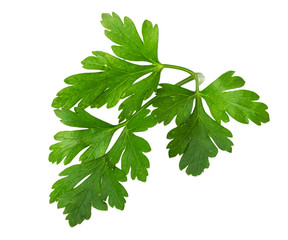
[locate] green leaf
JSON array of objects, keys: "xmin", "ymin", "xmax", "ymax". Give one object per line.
[
  {"xmin": 52, "ymin": 51, "xmax": 162, "ymax": 121},
  {"xmin": 52, "ymin": 52, "xmax": 157, "ymax": 110},
  {"xmin": 126, "ymin": 108, "xmax": 157, "ymax": 132},
  {"xmin": 121, "ymin": 129, "xmax": 151, "ymax": 182},
  {"xmin": 52, "ymin": 13, "xmax": 162, "ymax": 120},
  {"xmin": 49, "ymin": 108, "xmax": 155, "ymax": 226},
  {"xmin": 50, "ymin": 157, "xmax": 127, "ymax": 227},
  {"xmin": 49, "ymin": 108, "xmax": 117, "ymax": 164},
  {"xmin": 50, "ymin": 12, "xmax": 271, "ymax": 227},
  {"xmin": 152, "ymin": 84, "xmax": 195, "ymax": 125},
  {"xmin": 200, "ymin": 71, "xmax": 269, "ymax": 125},
  {"xmin": 106, "ymin": 123, "xmax": 153, "ymax": 183},
  {"xmin": 101, "ymin": 166, "xmax": 128, "ymax": 209},
  {"xmin": 101, "ymin": 12, "xmax": 159, "ymax": 63},
  {"xmin": 118, "ymin": 70, "xmax": 161, "ymax": 122},
  {"xmin": 122, "ymin": 108, "xmax": 157, "ymax": 181},
  {"xmin": 167, "ymin": 98, "xmax": 233, "ymax": 176},
  {"xmin": 109, "ymin": 109, "xmax": 156, "ymax": 182},
  {"xmin": 54, "ymin": 107, "xmax": 112, "ymax": 128}
]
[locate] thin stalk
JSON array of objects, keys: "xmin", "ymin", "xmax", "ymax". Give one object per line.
[
  {"xmin": 195, "ymin": 74, "xmax": 200, "ymax": 92},
  {"xmin": 162, "ymin": 64, "xmax": 195, "ymax": 76},
  {"xmin": 175, "ymin": 75, "xmax": 195, "ymax": 86},
  {"xmin": 116, "ymin": 97, "xmax": 156, "ymax": 128}
]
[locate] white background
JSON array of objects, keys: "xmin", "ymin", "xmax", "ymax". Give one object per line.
[{"xmin": 1, "ymin": 0, "xmax": 287, "ymax": 239}]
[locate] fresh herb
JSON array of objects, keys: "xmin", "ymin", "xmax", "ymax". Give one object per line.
[{"xmin": 49, "ymin": 12, "xmax": 269, "ymax": 226}]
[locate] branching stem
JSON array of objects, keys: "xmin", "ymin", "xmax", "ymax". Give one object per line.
[{"xmin": 117, "ymin": 64, "xmax": 197, "ymax": 128}]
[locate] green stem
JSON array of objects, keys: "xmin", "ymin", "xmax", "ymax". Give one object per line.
[
  {"xmin": 116, "ymin": 120, "xmax": 128, "ymax": 129},
  {"xmin": 175, "ymin": 75, "xmax": 195, "ymax": 86},
  {"xmin": 116, "ymin": 97, "xmax": 156, "ymax": 128},
  {"xmin": 195, "ymin": 73, "xmax": 200, "ymax": 92},
  {"xmin": 162, "ymin": 64, "xmax": 195, "ymax": 76},
  {"xmin": 116, "ymin": 64, "xmax": 197, "ymax": 129},
  {"xmin": 193, "ymin": 73, "xmax": 203, "ymax": 110}
]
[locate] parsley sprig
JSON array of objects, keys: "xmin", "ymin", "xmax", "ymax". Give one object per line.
[{"xmin": 49, "ymin": 12, "xmax": 269, "ymax": 226}]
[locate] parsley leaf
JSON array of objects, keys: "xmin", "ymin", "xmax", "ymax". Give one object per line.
[
  {"xmin": 152, "ymin": 83, "xmax": 195, "ymax": 125},
  {"xmin": 50, "ymin": 157, "xmax": 127, "ymax": 227},
  {"xmin": 201, "ymin": 71, "xmax": 269, "ymax": 125},
  {"xmin": 49, "ymin": 107, "xmax": 118, "ymax": 164},
  {"xmin": 101, "ymin": 12, "xmax": 159, "ymax": 63},
  {"xmin": 52, "ymin": 52, "xmax": 158, "ymax": 110},
  {"xmin": 118, "ymin": 70, "xmax": 161, "ymax": 122},
  {"xmin": 108, "ymin": 108, "xmax": 157, "ymax": 181},
  {"xmin": 159, "ymin": 72, "xmax": 269, "ymax": 175},
  {"xmin": 167, "ymin": 98, "xmax": 233, "ymax": 176},
  {"xmin": 49, "ymin": 106, "xmax": 155, "ymax": 225},
  {"xmin": 49, "ymin": 107, "xmax": 154, "ymax": 226},
  {"xmin": 118, "ymin": 130, "xmax": 151, "ymax": 181},
  {"xmin": 50, "ymin": 12, "xmax": 270, "ymax": 226},
  {"xmin": 52, "ymin": 51, "xmax": 162, "ymax": 121},
  {"xmin": 52, "ymin": 12, "xmax": 161, "ymax": 122},
  {"xmin": 50, "ymin": 106, "xmax": 156, "ymax": 180}
]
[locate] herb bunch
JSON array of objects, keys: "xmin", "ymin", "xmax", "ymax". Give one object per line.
[{"xmin": 49, "ymin": 12, "xmax": 269, "ymax": 226}]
